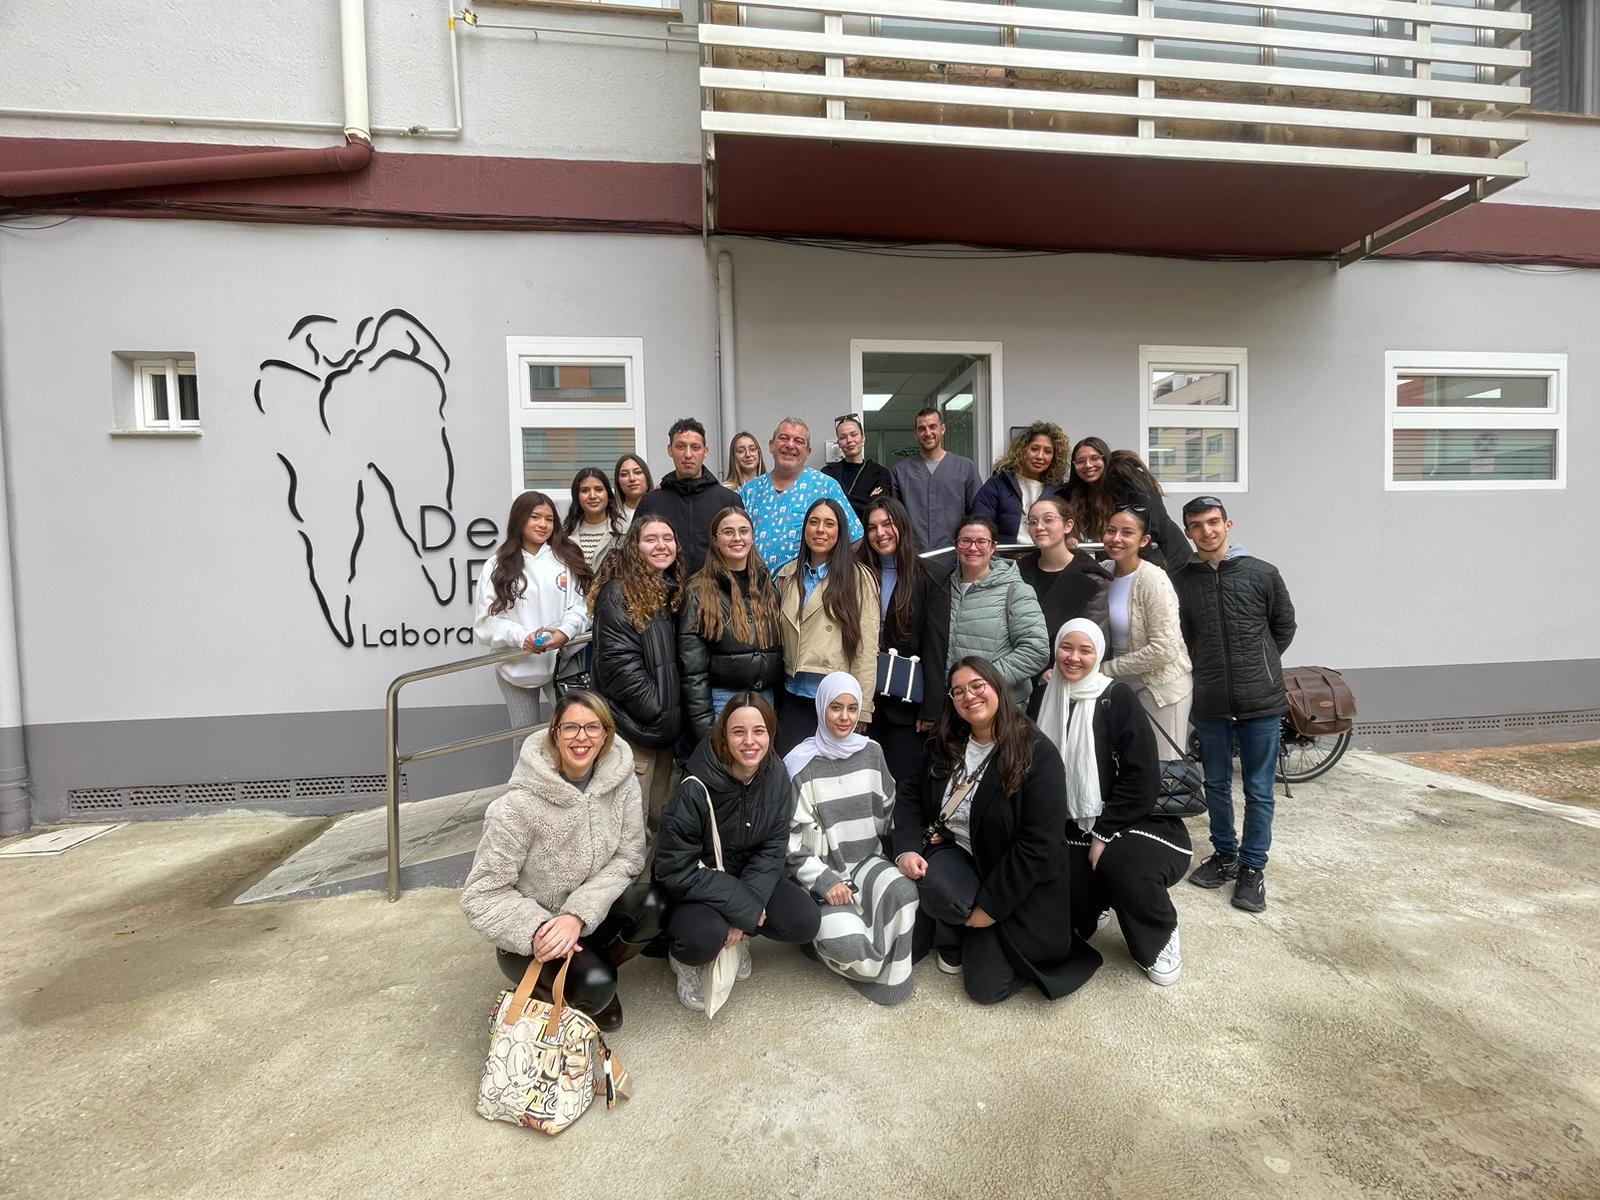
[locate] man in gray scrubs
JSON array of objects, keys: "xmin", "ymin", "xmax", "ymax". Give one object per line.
[{"xmin": 890, "ymin": 406, "xmax": 982, "ymax": 552}]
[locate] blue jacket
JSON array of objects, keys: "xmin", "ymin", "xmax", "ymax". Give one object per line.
[{"xmin": 970, "ymin": 470, "xmax": 1064, "ymax": 543}]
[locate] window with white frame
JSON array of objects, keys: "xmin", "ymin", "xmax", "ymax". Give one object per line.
[
  {"xmin": 1140, "ymin": 346, "xmax": 1247, "ymax": 492},
  {"xmin": 505, "ymin": 337, "xmax": 647, "ymax": 500},
  {"xmin": 133, "ymin": 357, "xmax": 200, "ymax": 431},
  {"xmin": 1385, "ymin": 352, "xmax": 1567, "ymax": 490}
]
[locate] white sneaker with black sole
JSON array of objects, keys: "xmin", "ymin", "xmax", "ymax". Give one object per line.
[
  {"xmin": 1146, "ymin": 928, "xmax": 1182, "ymax": 987},
  {"xmin": 736, "ymin": 939, "xmax": 753, "ymax": 982},
  {"xmin": 669, "ymin": 955, "xmax": 706, "ymax": 1011}
]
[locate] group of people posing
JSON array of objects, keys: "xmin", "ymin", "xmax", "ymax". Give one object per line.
[{"xmin": 462, "ymin": 411, "xmax": 1297, "ymax": 1032}]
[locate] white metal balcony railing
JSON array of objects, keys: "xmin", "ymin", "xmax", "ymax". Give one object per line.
[{"xmin": 698, "ymin": 0, "xmax": 1531, "ymax": 228}]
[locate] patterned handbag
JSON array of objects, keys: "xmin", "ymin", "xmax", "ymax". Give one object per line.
[
  {"xmin": 1100, "ymin": 696, "xmax": 1206, "ymax": 819},
  {"xmin": 476, "ymin": 953, "xmax": 630, "ymax": 1135}
]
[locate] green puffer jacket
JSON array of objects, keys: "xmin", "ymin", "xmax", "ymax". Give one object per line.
[{"xmin": 942, "ymin": 557, "xmax": 1051, "ymax": 707}]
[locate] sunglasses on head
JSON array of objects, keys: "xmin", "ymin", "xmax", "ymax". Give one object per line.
[
  {"xmin": 1192, "ymin": 496, "xmax": 1224, "ymax": 509},
  {"xmin": 835, "ymin": 413, "xmax": 862, "ymax": 427}
]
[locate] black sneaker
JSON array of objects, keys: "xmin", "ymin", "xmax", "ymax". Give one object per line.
[
  {"xmin": 936, "ymin": 946, "xmax": 963, "ymax": 975},
  {"xmin": 1189, "ymin": 853, "xmax": 1239, "ymax": 890},
  {"xmin": 1232, "ymin": 867, "xmax": 1267, "ymax": 912}
]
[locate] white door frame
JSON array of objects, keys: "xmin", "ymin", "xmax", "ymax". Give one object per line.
[{"xmin": 849, "ymin": 339, "xmax": 1005, "ymax": 469}]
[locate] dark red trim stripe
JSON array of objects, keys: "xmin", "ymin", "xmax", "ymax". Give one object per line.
[{"xmin": 1378, "ymin": 201, "xmax": 1600, "ymax": 268}]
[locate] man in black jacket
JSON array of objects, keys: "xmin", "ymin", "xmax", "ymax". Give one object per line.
[
  {"xmin": 635, "ymin": 418, "xmax": 743, "ymax": 574},
  {"xmin": 1173, "ymin": 497, "xmax": 1296, "ymax": 914},
  {"xmin": 822, "ymin": 413, "xmax": 894, "ymax": 526}
]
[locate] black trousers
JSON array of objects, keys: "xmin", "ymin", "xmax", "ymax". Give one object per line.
[
  {"xmin": 914, "ymin": 845, "xmax": 1023, "ymax": 1007},
  {"xmin": 776, "ymin": 688, "xmax": 819, "ymax": 756},
  {"xmin": 875, "ymin": 713, "xmax": 929, "ymax": 832},
  {"xmin": 1066, "ymin": 819, "xmax": 1191, "ymax": 968},
  {"xmin": 665, "ymin": 877, "xmax": 822, "ymax": 967},
  {"xmin": 495, "ymin": 880, "xmax": 666, "ymax": 1014}
]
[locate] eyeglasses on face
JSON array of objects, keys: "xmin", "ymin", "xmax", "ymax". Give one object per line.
[
  {"xmin": 956, "ymin": 537, "xmax": 993, "ymax": 549},
  {"xmin": 1073, "ymin": 452, "xmax": 1104, "ymax": 465},
  {"xmin": 556, "ymin": 722, "xmax": 605, "ymax": 740},
  {"xmin": 948, "ymin": 679, "xmax": 991, "ymax": 701}
]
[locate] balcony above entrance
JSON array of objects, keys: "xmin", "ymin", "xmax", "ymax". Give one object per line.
[{"xmin": 698, "ymin": 0, "xmax": 1531, "ymax": 259}]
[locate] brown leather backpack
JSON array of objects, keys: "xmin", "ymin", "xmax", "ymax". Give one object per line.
[{"xmin": 1283, "ymin": 666, "xmax": 1357, "ymax": 737}]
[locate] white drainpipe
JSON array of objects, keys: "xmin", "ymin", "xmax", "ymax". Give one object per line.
[
  {"xmin": 716, "ymin": 251, "xmax": 738, "ymax": 450},
  {"xmin": 0, "ymin": 341, "xmax": 31, "ymax": 835},
  {"xmin": 341, "ymin": 0, "xmax": 373, "ymax": 142}
]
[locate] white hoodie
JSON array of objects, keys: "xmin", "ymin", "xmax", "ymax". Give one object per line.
[{"xmin": 473, "ymin": 543, "xmax": 591, "ymax": 688}]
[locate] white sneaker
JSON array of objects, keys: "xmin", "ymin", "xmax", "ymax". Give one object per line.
[
  {"xmin": 1096, "ymin": 909, "xmax": 1113, "ymax": 934},
  {"xmin": 669, "ymin": 955, "xmax": 706, "ymax": 1012},
  {"xmin": 736, "ymin": 939, "xmax": 753, "ymax": 982},
  {"xmin": 1146, "ymin": 928, "xmax": 1182, "ymax": 987}
]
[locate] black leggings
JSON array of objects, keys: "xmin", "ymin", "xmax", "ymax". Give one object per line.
[
  {"xmin": 664, "ymin": 878, "xmax": 822, "ymax": 967},
  {"xmin": 914, "ymin": 846, "xmax": 1023, "ymax": 1007},
  {"xmin": 495, "ymin": 880, "xmax": 666, "ymax": 1014},
  {"xmin": 776, "ymin": 688, "xmax": 819, "ymax": 756}
]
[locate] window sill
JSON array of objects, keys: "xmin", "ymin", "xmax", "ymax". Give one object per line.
[
  {"xmin": 109, "ymin": 429, "xmax": 203, "ymax": 439},
  {"xmin": 491, "ymin": 0, "xmax": 684, "ymax": 17}
]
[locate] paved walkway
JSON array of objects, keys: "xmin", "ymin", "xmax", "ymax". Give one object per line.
[{"xmin": 2, "ymin": 753, "xmax": 1598, "ymax": 1198}]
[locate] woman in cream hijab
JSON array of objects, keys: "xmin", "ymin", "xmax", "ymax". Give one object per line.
[{"xmin": 1037, "ymin": 619, "xmax": 1192, "ymax": 985}]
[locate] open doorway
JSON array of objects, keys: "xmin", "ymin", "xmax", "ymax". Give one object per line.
[{"xmin": 848, "ymin": 340, "xmax": 1003, "ymax": 472}]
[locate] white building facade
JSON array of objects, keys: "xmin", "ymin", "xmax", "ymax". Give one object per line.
[{"xmin": 1, "ymin": 0, "xmax": 1596, "ymax": 829}]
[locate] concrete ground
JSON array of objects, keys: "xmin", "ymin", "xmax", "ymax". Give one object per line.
[{"xmin": 2, "ymin": 752, "xmax": 1598, "ymax": 1199}]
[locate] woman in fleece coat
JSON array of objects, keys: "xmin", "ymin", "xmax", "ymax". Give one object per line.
[{"xmin": 460, "ymin": 690, "xmax": 664, "ymax": 1034}]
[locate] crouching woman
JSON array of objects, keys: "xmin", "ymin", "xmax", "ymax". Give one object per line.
[
  {"xmin": 785, "ymin": 673, "xmax": 919, "ymax": 1006},
  {"xmin": 893, "ymin": 657, "xmax": 1102, "ymax": 1005},
  {"xmin": 1037, "ymin": 619, "xmax": 1191, "ymax": 985},
  {"xmin": 653, "ymin": 693, "xmax": 822, "ymax": 1011},
  {"xmin": 460, "ymin": 691, "xmax": 664, "ymax": 1034}
]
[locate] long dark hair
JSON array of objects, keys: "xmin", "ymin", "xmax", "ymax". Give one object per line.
[
  {"xmin": 1062, "ymin": 436, "xmax": 1112, "ymax": 547},
  {"xmin": 857, "ymin": 496, "xmax": 926, "ymax": 645},
  {"xmin": 691, "ymin": 507, "xmax": 779, "ymax": 645},
  {"xmin": 488, "ymin": 491, "xmax": 592, "ymax": 616},
  {"xmin": 931, "ymin": 657, "xmax": 1037, "ymax": 797},
  {"xmin": 562, "ymin": 468, "xmax": 622, "ymax": 537},
  {"xmin": 587, "ymin": 514, "xmax": 686, "ymax": 630},
  {"xmin": 788, "ymin": 497, "xmax": 867, "ymax": 662},
  {"xmin": 613, "ymin": 453, "xmax": 654, "ymax": 504}
]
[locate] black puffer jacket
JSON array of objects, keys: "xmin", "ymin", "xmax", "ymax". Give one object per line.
[
  {"xmin": 1173, "ymin": 549, "xmax": 1296, "ymax": 721},
  {"xmin": 678, "ymin": 571, "xmax": 784, "ymax": 743},
  {"xmin": 592, "ymin": 579, "xmax": 683, "ymax": 749},
  {"xmin": 634, "ymin": 469, "xmax": 743, "ymax": 575},
  {"xmin": 653, "ymin": 738, "xmax": 794, "ymax": 932}
]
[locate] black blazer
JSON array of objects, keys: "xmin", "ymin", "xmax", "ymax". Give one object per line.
[{"xmin": 894, "ymin": 727, "xmax": 1095, "ymax": 1000}]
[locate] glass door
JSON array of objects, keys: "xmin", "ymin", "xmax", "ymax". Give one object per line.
[{"xmin": 853, "ymin": 348, "xmax": 993, "ymax": 471}]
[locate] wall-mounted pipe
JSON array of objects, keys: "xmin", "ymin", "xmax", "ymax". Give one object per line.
[
  {"xmin": 0, "ymin": 326, "xmax": 32, "ymax": 835},
  {"xmin": 716, "ymin": 251, "xmax": 738, "ymax": 453},
  {"xmin": 0, "ymin": 0, "xmax": 383, "ymax": 199}
]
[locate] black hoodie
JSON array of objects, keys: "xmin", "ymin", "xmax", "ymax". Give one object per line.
[
  {"xmin": 634, "ymin": 468, "xmax": 743, "ymax": 575},
  {"xmin": 652, "ymin": 738, "xmax": 795, "ymax": 932}
]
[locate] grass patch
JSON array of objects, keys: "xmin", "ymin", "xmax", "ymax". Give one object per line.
[{"xmin": 1400, "ymin": 740, "xmax": 1600, "ymax": 809}]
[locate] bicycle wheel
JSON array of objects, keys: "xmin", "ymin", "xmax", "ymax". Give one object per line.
[{"xmin": 1278, "ymin": 726, "xmax": 1351, "ymax": 783}]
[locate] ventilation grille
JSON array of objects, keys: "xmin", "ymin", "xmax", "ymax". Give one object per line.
[
  {"xmin": 1358, "ymin": 708, "xmax": 1600, "ymax": 739},
  {"xmin": 68, "ymin": 773, "xmax": 408, "ymax": 815}
]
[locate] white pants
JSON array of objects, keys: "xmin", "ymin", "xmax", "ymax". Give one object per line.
[{"xmin": 1135, "ymin": 686, "xmax": 1193, "ymax": 758}]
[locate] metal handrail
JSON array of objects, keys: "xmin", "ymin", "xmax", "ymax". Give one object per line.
[{"xmin": 384, "ymin": 632, "xmax": 591, "ymax": 901}]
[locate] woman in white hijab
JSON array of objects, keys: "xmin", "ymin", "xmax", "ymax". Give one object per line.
[
  {"xmin": 784, "ymin": 672, "xmax": 919, "ymax": 1005},
  {"xmin": 1037, "ymin": 619, "xmax": 1191, "ymax": 985}
]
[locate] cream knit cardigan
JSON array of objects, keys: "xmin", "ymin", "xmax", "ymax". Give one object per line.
[{"xmin": 1101, "ymin": 559, "xmax": 1194, "ymax": 709}]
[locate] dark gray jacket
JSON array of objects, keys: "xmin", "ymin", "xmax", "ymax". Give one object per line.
[{"xmin": 1173, "ymin": 547, "xmax": 1296, "ymax": 721}]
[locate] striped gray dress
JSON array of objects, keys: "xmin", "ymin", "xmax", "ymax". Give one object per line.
[{"xmin": 787, "ymin": 743, "xmax": 919, "ymax": 1005}]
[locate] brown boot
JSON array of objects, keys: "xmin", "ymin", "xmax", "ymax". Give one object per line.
[
  {"xmin": 607, "ymin": 938, "xmax": 650, "ymax": 969},
  {"xmin": 591, "ymin": 992, "xmax": 623, "ymax": 1033}
]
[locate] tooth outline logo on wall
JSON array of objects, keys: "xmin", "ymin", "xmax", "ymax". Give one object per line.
[{"xmin": 254, "ymin": 309, "xmax": 494, "ymax": 649}]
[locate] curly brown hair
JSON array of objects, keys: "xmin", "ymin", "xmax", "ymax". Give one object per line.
[
  {"xmin": 587, "ymin": 515, "xmax": 685, "ymax": 630},
  {"xmin": 992, "ymin": 421, "xmax": 1069, "ymax": 485},
  {"xmin": 690, "ymin": 508, "xmax": 780, "ymax": 645}
]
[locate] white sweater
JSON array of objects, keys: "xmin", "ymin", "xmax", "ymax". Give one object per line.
[{"xmin": 473, "ymin": 543, "xmax": 591, "ymax": 687}]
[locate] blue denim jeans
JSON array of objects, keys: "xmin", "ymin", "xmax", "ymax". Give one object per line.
[{"xmin": 1192, "ymin": 715, "xmax": 1280, "ymax": 871}]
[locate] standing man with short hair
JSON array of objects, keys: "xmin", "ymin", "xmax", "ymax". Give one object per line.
[
  {"xmin": 634, "ymin": 418, "xmax": 743, "ymax": 574},
  {"xmin": 822, "ymin": 413, "xmax": 894, "ymax": 527},
  {"xmin": 889, "ymin": 406, "xmax": 982, "ymax": 553},
  {"xmin": 740, "ymin": 418, "xmax": 864, "ymax": 570},
  {"xmin": 1173, "ymin": 498, "xmax": 1297, "ymax": 914}
]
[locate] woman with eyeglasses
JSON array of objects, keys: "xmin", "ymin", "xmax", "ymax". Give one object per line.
[
  {"xmin": 1018, "ymin": 496, "xmax": 1112, "ymax": 714},
  {"xmin": 613, "ymin": 453, "xmax": 654, "ymax": 536},
  {"xmin": 461, "ymin": 690, "xmax": 665, "ymax": 1033},
  {"xmin": 474, "ymin": 490, "xmax": 594, "ymax": 762},
  {"xmin": 723, "ymin": 431, "xmax": 766, "ymax": 491},
  {"xmin": 679, "ymin": 507, "xmax": 783, "ymax": 746},
  {"xmin": 892, "ymin": 657, "xmax": 1102, "ymax": 1005},
  {"xmin": 562, "ymin": 467, "xmax": 623, "ymax": 573},
  {"xmin": 938, "ymin": 516, "xmax": 1050, "ymax": 710},
  {"xmin": 785, "ymin": 672, "xmax": 919, "ymax": 1005},
  {"xmin": 1098, "ymin": 505, "xmax": 1193, "ymax": 747},
  {"xmin": 654, "ymin": 692, "xmax": 822, "ymax": 1012},
  {"xmin": 1062, "ymin": 438, "xmax": 1190, "ymax": 572},
  {"xmin": 773, "ymin": 497, "xmax": 881, "ymax": 753},
  {"xmin": 970, "ymin": 421, "xmax": 1069, "ymax": 544},
  {"xmin": 590, "ymin": 516, "xmax": 686, "ymax": 841},
  {"xmin": 1037, "ymin": 620, "xmax": 1190, "ymax": 986},
  {"xmin": 821, "ymin": 413, "xmax": 894, "ymax": 527},
  {"xmin": 857, "ymin": 497, "xmax": 947, "ymax": 800}
]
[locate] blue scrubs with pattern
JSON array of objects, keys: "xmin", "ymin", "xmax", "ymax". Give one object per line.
[{"xmin": 739, "ymin": 468, "xmax": 865, "ymax": 570}]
